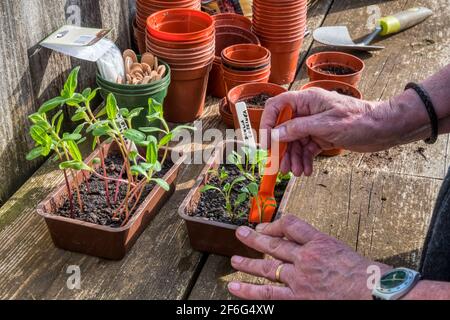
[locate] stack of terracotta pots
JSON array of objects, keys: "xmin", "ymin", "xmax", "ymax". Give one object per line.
[
  {"xmin": 252, "ymin": 0, "xmax": 307, "ymax": 85},
  {"xmin": 221, "ymin": 44, "xmax": 271, "ymax": 92},
  {"xmin": 146, "ymin": 9, "xmax": 215, "ymax": 123},
  {"xmin": 134, "ymin": 0, "xmax": 202, "ymax": 54},
  {"xmin": 208, "ymin": 13, "xmax": 260, "ymax": 98}
]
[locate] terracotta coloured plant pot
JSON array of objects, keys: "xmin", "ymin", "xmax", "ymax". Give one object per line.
[
  {"xmin": 164, "ymin": 63, "xmax": 213, "ymax": 123},
  {"xmin": 208, "ymin": 61, "xmax": 227, "ymax": 99},
  {"xmin": 261, "ymin": 38, "xmax": 303, "ymax": 85},
  {"xmin": 221, "ymin": 44, "xmax": 271, "ymax": 70},
  {"xmin": 306, "ymin": 51, "xmax": 365, "ymax": 87},
  {"xmin": 147, "ymin": 41, "xmax": 215, "ymax": 61},
  {"xmin": 222, "ymin": 65, "xmax": 271, "ymax": 93},
  {"xmin": 254, "ymin": 0, "xmax": 307, "ymax": 6},
  {"xmin": 147, "ymin": 30, "xmax": 215, "ymax": 49},
  {"xmin": 228, "ymin": 83, "xmax": 287, "ymax": 139},
  {"xmin": 207, "ymin": 27, "xmax": 260, "ymax": 98},
  {"xmin": 37, "ymin": 142, "xmax": 186, "ymax": 260},
  {"xmin": 213, "ymin": 13, "xmax": 252, "ymax": 30},
  {"xmin": 146, "ymin": 9, "xmax": 214, "ymax": 42},
  {"xmin": 219, "ymin": 98, "xmax": 235, "ymax": 128},
  {"xmin": 179, "ymin": 140, "xmax": 296, "ymax": 258},
  {"xmin": 301, "ymin": 80, "xmax": 363, "ymax": 157}
]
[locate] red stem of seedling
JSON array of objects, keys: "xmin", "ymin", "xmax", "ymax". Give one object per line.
[
  {"xmin": 99, "ymin": 147, "xmax": 111, "ymax": 208},
  {"xmin": 63, "ymin": 169, "xmax": 75, "ymax": 219},
  {"xmin": 114, "ymin": 164, "xmax": 125, "ymax": 204},
  {"xmin": 82, "ymin": 171, "xmax": 90, "ymax": 194}
]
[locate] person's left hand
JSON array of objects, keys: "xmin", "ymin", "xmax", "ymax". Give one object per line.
[{"xmin": 228, "ymin": 215, "xmax": 392, "ymax": 300}]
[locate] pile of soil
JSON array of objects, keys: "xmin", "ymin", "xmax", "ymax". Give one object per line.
[
  {"xmin": 58, "ymin": 155, "xmax": 172, "ymax": 228},
  {"xmin": 315, "ymin": 64, "xmax": 355, "ymax": 75},
  {"xmin": 240, "ymin": 93, "xmax": 272, "ymax": 109},
  {"xmin": 193, "ymin": 164, "xmax": 289, "ymax": 227}
]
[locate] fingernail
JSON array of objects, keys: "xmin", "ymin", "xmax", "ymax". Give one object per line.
[
  {"xmin": 228, "ymin": 282, "xmax": 241, "ymax": 291},
  {"xmin": 232, "ymin": 256, "xmax": 244, "ymax": 264},
  {"xmin": 272, "ymin": 126, "xmax": 287, "ymax": 140},
  {"xmin": 256, "ymin": 223, "xmax": 268, "ymax": 233},
  {"xmin": 237, "ymin": 226, "xmax": 251, "ymax": 238}
]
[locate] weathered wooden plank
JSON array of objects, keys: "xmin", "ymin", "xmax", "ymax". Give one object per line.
[
  {"xmin": 189, "ymin": 0, "xmax": 450, "ymax": 300},
  {"xmin": 0, "ymin": 0, "xmax": 131, "ymax": 207}
]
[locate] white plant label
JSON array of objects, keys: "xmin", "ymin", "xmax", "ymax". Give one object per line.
[{"xmin": 235, "ymin": 102, "xmax": 257, "ymax": 150}]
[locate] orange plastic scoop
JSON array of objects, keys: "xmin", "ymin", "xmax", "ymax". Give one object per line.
[{"xmin": 249, "ymin": 104, "xmax": 293, "ymax": 223}]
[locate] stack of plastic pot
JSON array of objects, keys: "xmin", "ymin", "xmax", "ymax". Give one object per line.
[
  {"xmin": 97, "ymin": 59, "xmax": 171, "ymax": 128},
  {"xmin": 252, "ymin": 0, "xmax": 307, "ymax": 85},
  {"xmin": 221, "ymin": 44, "xmax": 271, "ymax": 92},
  {"xmin": 146, "ymin": 9, "xmax": 215, "ymax": 123},
  {"xmin": 208, "ymin": 13, "xmax": 260, "ymax": 98},
  {"xmin": 134, "ymin": 0, "xmax": 202, "ymax": 54}
]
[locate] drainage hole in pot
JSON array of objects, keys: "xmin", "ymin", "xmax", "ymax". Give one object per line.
[
  {"xmin": 315, "ymin": 64, "xmax": 356, "ymax": 75},
  {"xmin": 57, "ymin": 154, "xmax": 173, "ymax": 228},
  {"xmin": 193, "ymin": 164, "xmax": 290, "ymax": 227}
]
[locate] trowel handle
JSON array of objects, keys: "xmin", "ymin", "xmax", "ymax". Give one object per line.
[{"xmin": 379, "ymin": 7, "xmax": 433, "ymax": 36}]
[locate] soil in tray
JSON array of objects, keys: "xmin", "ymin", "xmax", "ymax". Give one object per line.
[
  {"xmin": 240, "ymin": 93, "xmax": 272, "ymax": 109},
  {"xmin": 315, "ymin": 64, "xmax": 355, "ymax": 75},
  {"xmin": 58, "ymin": 155, "xmax": 173, "ymax": 228},
  {"xmin": 193, "ymin": 164, "xmax": 290, "ymax": 227}
]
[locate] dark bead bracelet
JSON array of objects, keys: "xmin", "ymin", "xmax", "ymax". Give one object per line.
[{"xmin": 405, "ymin": 82, "xmax": 438, "ymax": 144}]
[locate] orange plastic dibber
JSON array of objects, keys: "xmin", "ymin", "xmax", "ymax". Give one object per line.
[{"xmin": 249, "ymin": 104, "xmax": 293, "ymax": 223}]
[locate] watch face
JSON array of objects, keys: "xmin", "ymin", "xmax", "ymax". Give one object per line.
[{"xmin": 380, "ymin": 270, "xmax": 408, "ymax": 289}]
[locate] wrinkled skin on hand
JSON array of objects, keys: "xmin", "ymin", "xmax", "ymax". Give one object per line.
[
  {"xmin": 228, "ymin": 215, "xmax": 391, "ymax": 300},
  {"xmin": 260, "ymin": 88, "xmax": 391, "ymax": 176}
]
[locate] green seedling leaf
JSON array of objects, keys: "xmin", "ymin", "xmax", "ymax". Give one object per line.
[
  {"xmin": 62, "ymin": 133, "xmax": 82, "ymax": 142},
  {"xmin": 96, "ymin": 105, "xmax": 107, "ymax": 118},
  {"xmin": 129, "ymin": 150, "xmax": 138, "ymax": 163},
  {"xmin": 131, "ymin": 165, "xmax": 149, "ymax": 179},
  {"xmin": 39, "ymin": 96, "xmax": 67, "ymax": 114},
  {"xmin": 92, "ymin": 125, "xmax": 112, "ymax": 137},
  {"xmin": 246, "ymin": 182, "xmax": 259, "ymax": 197},
  {"xmin": 59, "ymin": 160, "xmax": 92, "ymax": 171},
  {"xmin": 201, "ymin": 185, "xmax": 221, "ymax": 193},
  {"xmin": 148, "ymin": 98, "xmax": 163, "ymax": 115},
  {"xmin": 82, "ymin": 88, "xmax": 92, "ymax": 99},
  {"xmin": 61, "ymin": 66, "xmax": 80, "ymax": 98},
  {"xmin": 73, "ymin": 123, "xmax": 86, "ymax": 135},
  {"xmin": 26, "ymin": 146, "xmax": 45, "ymax": 161},
  {"xmin": 139, "ymin": 127, "xmax": 166, "ymax": 134},
  {"xmin": 119, "ymin": 108, "xmax": 130, "ymax": 118},
  {"xmin": 66, "ymin": 140, "xmax": 82, "ymax": 161},
  {"xmin": 124, "ymin": 129, "xmax": 146, "ymax": 144},
  {"xmin": 106, "ymin": 93, "xmax": 118, "ymax": 120},
  {"xmin": 128, "ymin": 107, "xmax": 144, "ymax": 119},
  {"xmin": 29, "ymin": 112, "xmax": 46, "ymax": 124},
  {"xmin": 152, "ymin": 178, "xmax": 170, "ymax": 191},
  {"xmin": 172, "ymin": 125, "xmax": 197, "ymax": 133},
  {"xmin": 159, "ymin": 132, "xmax": 173, "ymax": 147},
  {"xmin": 223, "ymin": 183, "xmax": 231, "ymax": 193},
  {"xmin": 146, "ymin": 136, "xmax": 158, "ymax": 164},
  {"xmin": 51, "ymin": 110, "xmax": 63, "ymax": 127},
  {"xmin": 232, "ymin": 176, "xmax": 247, "ymax": 185},
  {"xmin": 65, "ymin": 93, "xmax": 84, "ymax": 107},
  {"xmin": 91, "ymin": 158, "xmax": 101, "ymax": 165},
  {"xmin": 235, "ymin": 193, "xmax": 248, "ymax": 207},
  {"xmin": 87, "ymin": 88, "xmax": 100, "ymax": 102},
  {"xmin": 30, "ymin": 125, "xmax": 49, "ymax": 145},
  {"xmin": 55, "ymin": 113, "xmax": 64, "ymax": 135}
]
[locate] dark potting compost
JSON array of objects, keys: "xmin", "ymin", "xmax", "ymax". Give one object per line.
[
  {"xmin": 193, "ymin": 164, "xmax": 289, "ymax": 227},
  {"xmin": 58, "ymin": 155, "xmax": 173, "ymax": 227},
  {"xmin": 240, "ymin": 93, "xmax": 272, "ymax": 109},
  {"xmin": 315, "ymin": 64, "xmax": 355, "ymax": 75}
]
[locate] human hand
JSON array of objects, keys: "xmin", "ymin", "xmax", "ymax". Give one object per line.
[
  {"xmin": 228, "ymin": 215, "xmax": 391, "ymax": 300},
  {"xmin": 261, "ymin": 88, "xmax": 401, "ymax": 176}
]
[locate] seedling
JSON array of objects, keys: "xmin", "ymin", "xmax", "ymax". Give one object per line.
[
  {"xmin": 227, "ymin": 146, "xmax": 268, "ymax": 182},
  {"xmin": 26, "ymin": 67, "xmax": 194, "ymax": 226}
]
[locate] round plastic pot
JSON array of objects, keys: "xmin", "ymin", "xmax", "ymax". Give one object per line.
[
  {"xmin": 253, "ymin": 8, "xmax": 307, "ymax": 20},
  {"xmin": 146, "ymin": 9, "xmax": 214, "ymax": 42},
  {"xmin": 158, "ymin": 54, "xmax": 215, "ymax": 70},
  {"xmin": 213, "ymin": 13, "xmax": 252, "ymax": 30},
  {"xmin": 98, "ymin": 85, "xmax": 169, "ymax": 128},
  {"xmin": 301, "ymin": 80, "xmax": 363, "ymax": 157},
  {"xmin": 252, "ymin": 20, "xmax": 306, "ymax": 33},
  {"xmin": 147, "ymin": 30, "xmax": 215, "ymax": 49},
  {"xmin": 227, "ymin": 83, "xmax": 287, "ymax": 133},
  {"xmin": 96, "ymin": 75, "xmax": 170, "ymax": 96},
  {"xmin": 306, "ymin": 51, "xmax": 365, "ymax": 86},
  {"xmin": 96, "ymin": 59, "xmax": 170, "ymax": 89},
  {"xmin": 222, "ymin": 64, "xmax": 271, "ymax": 80},
  {"xmin": 219, "ymin": 98, "xmax": 235, "ymax": 128},
  {"xmin": 147, "ymin": 37, "xmax": 213, "ymax": 54},
  {"xmin": 215, "ymin": 26, "xmax": 260, "ymax": 58},
  {"xmin": 254, "ymin": 0, "xmax": 307, "ymax": 7},
  {"xmin": 221, "ymin": 44, "xmax": 270, "ymax": 69},
  {"xmin": 260, "ymin": 38, "xmax": 303, "ymax": 85},
  {"xmin": 147, "ymin": 42, "xmax": 215, "ymax": 61},
  {"xmin": 207, "ymin": 61, "xmax": 227, "ymax": 98},
  {"xmin": 253, "ymin": 2, "xmax": 307, "ymax": 13},
  {"xmin": 163, "ymin": 63, "xmax": 213, "ymax": 123}
]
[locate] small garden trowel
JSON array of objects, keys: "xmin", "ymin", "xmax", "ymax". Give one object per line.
[
  {"xmin": 249, "ymin": 104, "xmax": 293, "ymax": 224},
  {"xmin": 313, "ymin": 7, "xmax": 433, "ymax": 51}
]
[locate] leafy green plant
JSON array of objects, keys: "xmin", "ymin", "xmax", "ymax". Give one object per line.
[{"xmin": 26, "ymin": 67, "xmax": 194, "ymax": 226}]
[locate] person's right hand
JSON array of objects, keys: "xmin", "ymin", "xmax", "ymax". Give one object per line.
[{"xmin": 261, "ymin": 88, "xmax": 395, "ymax": 177}]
